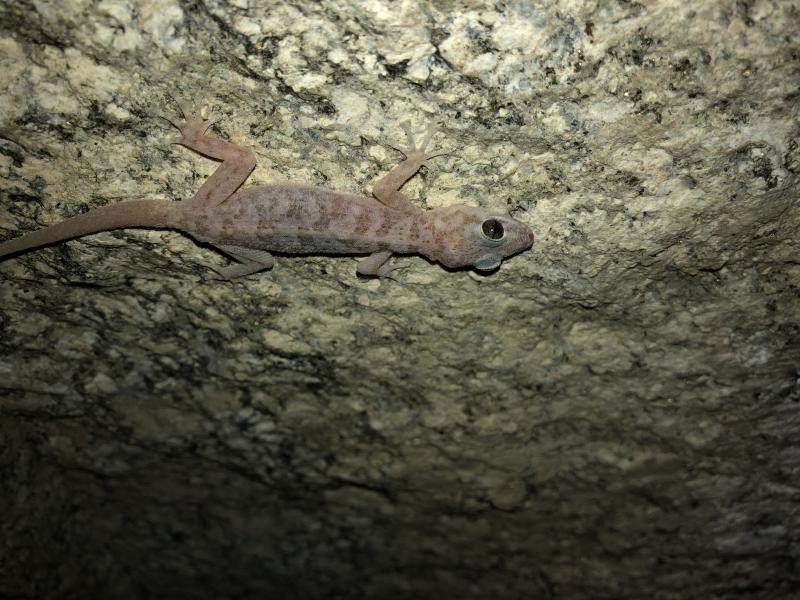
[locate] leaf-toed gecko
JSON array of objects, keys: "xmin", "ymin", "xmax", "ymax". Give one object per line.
[{"xmin": 0, "ymin": 102, "xmax": 533, "ymax": 280}]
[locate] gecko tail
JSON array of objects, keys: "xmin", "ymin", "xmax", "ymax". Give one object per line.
[{"xmin": 0, "ymin": 199, "xmax": 180, "ymax": 259}]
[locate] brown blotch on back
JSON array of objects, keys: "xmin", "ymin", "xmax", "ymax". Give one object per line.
[
  {"xmin": 376, "ymin": 212, "xmax": 399, "ymax": 237},
  {"xmin": 285, "ymin": 200, "xmax": 305, "ymax": 221},
  {"xmin": 408, "ymin": 219, "xmax": 421, "ymax": 241},
  {"xmin": 354, "ymin": 209, "xmax": 372, "ymax": 236},
  {"xmin": 312, "ymin": 210, "xmax": 333, "ymax": 232}
]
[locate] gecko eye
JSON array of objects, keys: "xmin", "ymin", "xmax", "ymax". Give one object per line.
[{"xmin": 481, "ymin": 219, "xmax": 505, "ymax": 240}]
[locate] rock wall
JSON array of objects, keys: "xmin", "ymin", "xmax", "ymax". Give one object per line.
[{"xmin": 1, "ymin": 1, "xmax": 798, "ymax": 598}]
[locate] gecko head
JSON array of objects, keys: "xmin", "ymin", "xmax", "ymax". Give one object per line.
[{"xmin": 426, "ymin": 205, "xmax": 533, "ymax": 272}]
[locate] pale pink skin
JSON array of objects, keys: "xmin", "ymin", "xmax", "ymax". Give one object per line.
[{"xmin": 0, "ymin": 104, "xmax": 533, "ymax": 280}]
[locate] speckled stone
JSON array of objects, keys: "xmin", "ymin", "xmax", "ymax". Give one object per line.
[{"xmin": 1, "ymin": 1, "xmax": 798, "ymax": 599}]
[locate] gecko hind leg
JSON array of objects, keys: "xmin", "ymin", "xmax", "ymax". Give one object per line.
[
  {"xmin": 210, "ymin": 244, "xmax": 274, "ymax": 280},
  {"xmin": 159, "ymin": 97, "xmax": 255, "ymax": 210}
]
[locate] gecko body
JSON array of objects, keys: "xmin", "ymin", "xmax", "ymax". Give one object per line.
[
  {"xmin": 182, "ymin": 185, "xmax": 425, "ymax": 255},
  {"xmin": 0, "ymin": 104, "xmax": 533, "ymax": 279}
]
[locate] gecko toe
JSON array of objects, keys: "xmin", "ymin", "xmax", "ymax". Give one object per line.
[
  {"xmin": 200, "ymin": 112, "xmax": 222, "ymax": 133},
  {"xmin": 156, "ymin": 111, "xmax": 185, "ymax": 130},
  {"xmin": 419, "ymin": 124, "xmax": 437, "ymax": 153},
  {"xmin": 399, "ymin": 120, "xmax": 417, "ymax": 153}
]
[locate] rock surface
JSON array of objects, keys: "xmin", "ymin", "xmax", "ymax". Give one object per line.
[{"xmin": 1, "ymin": 1, "xmax": 798, "ymax": 598}]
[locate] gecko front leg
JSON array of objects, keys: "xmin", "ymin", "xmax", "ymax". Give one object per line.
[
  {"xmin": 372, "ymin": 121, "xmax": 446, "ymax": 213},
  {"xmin": 161, "ymin": 99, "xmax": 255, "ymax": 209},
  {"xmin": 357, "ymin": 251, "xmax": 407, "ymax": 282},
  {"xmin": 358, "ymin": 122, "xmax": 447, "ymax": 281}
]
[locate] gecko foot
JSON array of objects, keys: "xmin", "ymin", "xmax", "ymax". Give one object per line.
[
  {"xmin": 377, "ymin": 261, "xmax": 408, "ymax": 284},
  {"xmin": 208, "ymin": 245, "xmax": 274, "ymax": 280},
  {"xmin": 393, "ymin": 121, "xmax": 448, "ymax": 169},
  {"xmin": 158, "ymin": 95, "xmax": 221, "ymax": 146}
]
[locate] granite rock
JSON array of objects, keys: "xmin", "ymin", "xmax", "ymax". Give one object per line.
[{"xmin": 1, "ymin": 1, "xmax": 798, "ymax": 598}]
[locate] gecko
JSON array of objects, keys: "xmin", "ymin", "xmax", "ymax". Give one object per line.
[{"xmin": 0, "ymin": 102, "xmax": 533, "ymax": 280}]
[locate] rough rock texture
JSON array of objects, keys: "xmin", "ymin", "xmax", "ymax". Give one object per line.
[{"xmin": 1, "ymin": 1, "xmax": 798, "ymax": 599}]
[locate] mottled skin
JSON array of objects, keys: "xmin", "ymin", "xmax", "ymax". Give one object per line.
[{"xmin": 0, "ymin": 104, "xmax": 533, "ymax": 279}]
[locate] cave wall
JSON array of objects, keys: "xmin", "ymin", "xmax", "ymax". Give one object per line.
[{"xmin": 1, "ymin": 1, "xmax": 799, "ymax": 598}]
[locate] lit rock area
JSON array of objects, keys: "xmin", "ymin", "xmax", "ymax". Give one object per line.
[{"xmin": 1, "ymin": 1, "xmax": 798, "ymax": 598}]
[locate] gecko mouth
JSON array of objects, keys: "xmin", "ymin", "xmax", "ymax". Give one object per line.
[{"xmin": 474, "ymin": 254, "xmax": 502, "ymax": 271}]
